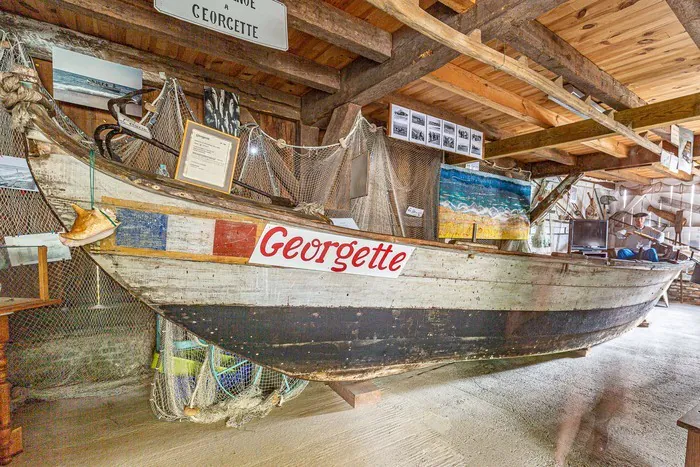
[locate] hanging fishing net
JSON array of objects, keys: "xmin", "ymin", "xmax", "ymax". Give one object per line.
[
  {"xmin": 0, "ymin": 30, "xmax": 154, "ymax": 399},
  {"xmin": 150, "ymin": 318, "xmax": 307, "ymax": 427}
]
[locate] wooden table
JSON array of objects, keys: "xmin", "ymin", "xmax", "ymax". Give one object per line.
[{"xmin": 678, "ymin": 402, "xmax": 700, "ymax": 467}]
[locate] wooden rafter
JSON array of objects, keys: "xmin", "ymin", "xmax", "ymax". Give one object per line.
[
  {"xmin": 487, "ymin": 92, "xmax": 700, "ymax": 159},
  {"xmin": 589, "ymin": 170, "xmax": 653, "ymax": 186},
  {"xmin": 301, "ymin": 0, "xmax": 568, "ymax": 125},
  {"xmin": 364, "ymin": 0, "xmax": 663, "ymax": 156},
  {"xmin": 666, "ymin": 0, "xmax": 700, "ymax": 48},
  {"xmin": 41, "ymin": 0, "xmax": 340, "ymax": 92},
  {"xmin": 424, "ymin": 63, "xmax": 629, "ymax": 158},
  {"xmin": 283, "ymin": 0, "xmax": 392, "ymax": 63},
  {"xmin": 0, "ymin": 12, "xmax": 301, "ymax": 119},
  {"xmin": 529, "ymin": 144, "xmax": 674, "ymax": 179},
  {"xmin": 498, "ymin": 19, "xmax": 647, "ymax": 111}
]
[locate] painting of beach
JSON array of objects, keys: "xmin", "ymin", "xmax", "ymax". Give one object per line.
[
  {"xmin": 52, "ymin": 47, "xmax": 143, "ymax": 116},
  {"xmin": 438, "ymin": 165, "xmax": 531, "ymax": 240},
  {"xmin": 0, "ymin": 155, "xmax": 38, "ymax": 192}
]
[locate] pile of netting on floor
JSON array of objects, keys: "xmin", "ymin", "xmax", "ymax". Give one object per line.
[
  {"xmin": 0, "ymin": 30, "xmax": 155, "ymax": 400},
  {"xmin": 150, "ymin": 318, "xmax": 308, "ymax": 427}
]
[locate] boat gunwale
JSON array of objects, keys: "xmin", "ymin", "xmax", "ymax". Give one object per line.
[{"xmin": 23, "ymin": 101, "xmax": 688, "ymax": 274}]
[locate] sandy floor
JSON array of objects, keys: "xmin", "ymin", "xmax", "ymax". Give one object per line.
[{"xmin": 12, "ymin": 303, "xmax": 700, "ymax": 466}]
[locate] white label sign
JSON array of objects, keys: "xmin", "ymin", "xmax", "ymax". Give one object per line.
[
  {"xmin": 5, "ymin": 233, "xmax": 72, "ymax": 267},
  {"xmin": 406, "ymin": 206, "xmax": 424, "ymax": 218},
  {"xmin": 117, "ymin": 112, "xmax": 152, "ymax": 140},
  {"xmin": 249, "ymin": 224, "xmax": 415, "ymax": 278},
  {"xmin": 183, "ymin": 128, "xmax": 233, "ymax": 187},
  {"xmin": 154, "ymin": 0, "xmax": 288, "ymax": 51}
]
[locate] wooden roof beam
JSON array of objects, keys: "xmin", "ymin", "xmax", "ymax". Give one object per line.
[
  {"xmin": 301, "ymin": 0, "xmax": 568, "ymax": 125},
  {"xmin": 600, "ymin": 170, "xmax": 653, "ymax": 185},
  {"xmin": 666, "ymin": 0, "xmax": 700, "ymax": 49},
  {"xmin": 0, "ymin": 12, "xmax": 300, "ymax": 119},
  {"xmin": 424, "ymin": 63, "xmax": 629, "ymax": 158},
  {"xmin": 487, "ymin": 92, "xmax": 700, "ymax": 159},
  {"xmin": 529, "ymin": 145, "xmax": 672, "ymax": 179},
  {"xmin": 283, "ymin": 0, "xmax": 392, "ymax": 63},
  {"xmin": 498, "ymin": 19, "xmax": 647, "ymax": 111},
  {"xmin": 364, "ymin": 0, "xmax": 662, "ymax": 156},
  {"xmin": 43, "ymin": 0, "xmax": 340, "ymax": 92}
]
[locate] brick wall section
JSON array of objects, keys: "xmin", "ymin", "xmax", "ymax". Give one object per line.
[{"xmin": 668, "ymin": 280, "xmax": 700, "ymax": 305}]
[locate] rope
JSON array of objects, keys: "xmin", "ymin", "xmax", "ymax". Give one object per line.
[{"xmin": 88, "ymin": 148, "xmax": 118, "ymax": 228}]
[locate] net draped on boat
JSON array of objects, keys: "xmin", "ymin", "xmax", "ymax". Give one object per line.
[
  {"xmin": 0, "ymin": 30, "xmax": 155, "ymax": 399},
  {"xmin": 150, "ymin": 318, "xmax": 308, "ymax": 427}
]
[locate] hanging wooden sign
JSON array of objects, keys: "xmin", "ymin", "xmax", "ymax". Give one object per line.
[{"xmin": 154, "ymin": 0, "xmax": 289, "ymax": 51}]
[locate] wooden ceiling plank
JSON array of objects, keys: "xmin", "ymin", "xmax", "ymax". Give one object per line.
[
  {"xmin": 364, "ymin": 0, "xmax": 664, "ymax": 156},
  {"xmin": 665, "ymin": 0, "xmax": 700, "ymax": 49},
  {"xmin": 301, "ymin": 0, "xmax": 568, "ymax": 125},
  {"xmin": 423, "ymin": 63, "xmax": 630, "ymax": 158},
  {"xmin": 42, "ymin": 0, "xmax": 340, "ymax": 92},
  {"xmin": 487, "ymin": 92, "xmax": 700, "ymax": 159},
  {"xmin": 498, "ymin": 18, "xmax": 647, "ymax": 111},
  {"xmin": 283, "ymin": 0, "xmax": 392, "ymax": 63},
  {"xmin": 438, "ymin": 0, "xmax": 476, "ymax": 14},
  {"xmin": 0, "ymin": 12, "xmax": 301, "ymax": 119},
  {"xmin": 603, "ymin": 169, "xmax": 653, "ymax": 185}
]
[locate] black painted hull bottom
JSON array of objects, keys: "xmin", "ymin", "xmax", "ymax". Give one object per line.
[{"xmin": 162, "ymin": 300, "xmax": 655, "ymax": 381}]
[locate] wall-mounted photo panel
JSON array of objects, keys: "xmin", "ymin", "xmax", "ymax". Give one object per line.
[
  {"xmin": 52, "ymin": 47, "xmax": 143, "ymax": 116},
  {"xmin": 456, "ymin": 125, "xmax": 471, "ymax": 156},
  {"xmin": 677, "ymin": 126, "xmax": 694, "ymax": 175},
  {"xmin": 426, "ymin": 115, "xmax": 442, "ymax": 149},
  {"xmin": 409, "ymin": 110, "xmax": 427, "ymax": 145},
  {"xmin": 470, "ymin": 130, "xmax": 484, "ymax": 159},
  {"xmin": 441, "ymin": 121, "xmax": 456, "ymax": 151},
  {"xmin": 389, "ymin": 104, "xmax": 410, "ymax": 141}
]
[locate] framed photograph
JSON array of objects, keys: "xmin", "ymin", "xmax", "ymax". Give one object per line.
[
  {"xmin": 677, "ymin": 126, "xmax": 694, "ymax": 175},
  {"xmin": 409, "ymin": 110, "xmax": 427, "ymax": 145},
  {"xmin": 426, "ymin": 115, "xmax": 442, "ymax": 149},
  {"xmin": 441, "ymin": 121, "xmax": 456, "ymax": 151},
  {"xmin": 175, "ymin": 121, "xmax": 240, "ymax": 193},
  {"xmin": 0, "ymin": 155, "xmax": 38, "ymax": 192},
  {"xmin": 470, "ymin": 130, "xmax": 484, "ymax": 159},
  {"xmin": 52, "ymin": 47, "xmax": 143, "ymax": 116},
  {"xmin": 389, "ymin": 104, "xmax": 410, "ymax": 141},
  {"xmin": 456, "ymin": 125, "xmax": 471, "ymax": 156},
  {"xmin": 204, "ymin": 87, "xmax": 240, "ymax": 137}
]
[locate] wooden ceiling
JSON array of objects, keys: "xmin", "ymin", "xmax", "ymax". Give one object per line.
[{"xmin": 1, "ymin": 0, "xmax": 699, "ymax": 184}]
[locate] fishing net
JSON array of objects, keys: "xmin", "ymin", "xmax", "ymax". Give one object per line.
[
  {"xmin": 0, "ymin": 30, "xmax": 154, "ymax": 399},
  {"xmin": 150, "ymin": 318, "xmax": 307, "ymax": 427}
]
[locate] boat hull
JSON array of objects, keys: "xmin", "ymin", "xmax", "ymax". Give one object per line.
[
  {"xmin": 161, "ymin": 300, "xmax": 655, "ymax": 380},
  {"xmin": 22, "ymin": 122, "xmax": 684, "ymax": 381}
]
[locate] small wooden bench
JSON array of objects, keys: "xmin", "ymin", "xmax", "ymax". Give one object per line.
[{"xmin": 678, "ymin": 401, "xmax": 700, "ymax": 467}]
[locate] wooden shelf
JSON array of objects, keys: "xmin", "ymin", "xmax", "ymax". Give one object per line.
[{"xmin": 0, "ymin": 298, "xmax": 62, "ymax": 315}]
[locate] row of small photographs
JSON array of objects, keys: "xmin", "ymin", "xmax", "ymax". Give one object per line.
[{"xmin": 389, "ymin": 104, "xmax": 483, "ymax": 159}]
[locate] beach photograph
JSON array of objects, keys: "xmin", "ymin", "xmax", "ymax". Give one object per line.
[
  {"xmin": 52, "ymin": 47, "xmax": 143, "ymax": 116},
  {"xmin": 438, "ymin": 165, "xmax": 531, "ymax": 240},
  {"xmin": 0, "ymin": 155, "xmax": 38, "ymax": 192}
]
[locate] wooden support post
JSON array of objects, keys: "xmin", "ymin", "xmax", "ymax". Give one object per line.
[
  {"xmin": 678, "ymin": 402, "xmax": 700, "ymax": 467},
  {"xmin": 37, "ymin": 246, "xmax": 48, "ymax": 301},
  {"xmin": 529, "ymin": 174, "xmax": 584, "ymax": 225},
  {"xmin": 328, "ymin": 381, "xmax": 381, "ymax": 408}
]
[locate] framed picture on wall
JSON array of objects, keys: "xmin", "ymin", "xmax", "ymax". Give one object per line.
[
  {"xmin": 426, "ymin": 115, "xmax": 442, "ymax": 149},
  {"xmin": 389, "ymin": 103, "xmax": 410, "ymax": 141},
  {"xmin": 441, "ymin": 121, "xmax": 456, "ymax": 151},
  {"xmin": 409, "ymin": 110, "xmax": 427, "ymax": 145},
  {"xmin": 470, "ymin": 130, "xmax": 484, "ymax": 159},
  {"xmin": 456, "ymin": 125, "xmax": 471, "ymax": 156}
]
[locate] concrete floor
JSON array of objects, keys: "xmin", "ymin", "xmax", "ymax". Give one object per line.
[{"xmin": 12, "ymin": 303, "xmax": 700, "ymax": 467}]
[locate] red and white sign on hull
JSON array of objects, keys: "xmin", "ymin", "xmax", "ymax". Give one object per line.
[{"xmin": 249, "ymin": 224, "xmax": 415, "ymax": 278}]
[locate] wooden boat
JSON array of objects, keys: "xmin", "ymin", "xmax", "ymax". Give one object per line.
[{"xmin": 5, "ymin": 80, "xmax": 687, "ymax": 382}]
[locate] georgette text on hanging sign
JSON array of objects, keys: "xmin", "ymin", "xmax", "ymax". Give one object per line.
[
  {"xmin": 154, "ymin": 0, "xmax": 288, "ymax": 51},
  {"xmin": 249, "ymin": 225, "xmax": 415, "ymax": 278}
]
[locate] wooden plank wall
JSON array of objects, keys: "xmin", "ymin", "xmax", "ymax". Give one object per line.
[{"xmin": 32, "ymin": 59, "xmax": 299, "ymax": 145}]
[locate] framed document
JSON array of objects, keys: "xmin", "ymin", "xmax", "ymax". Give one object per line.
[{"xmin": 175, "ymin": 120, "xmax": 240, "ymax": 193}]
